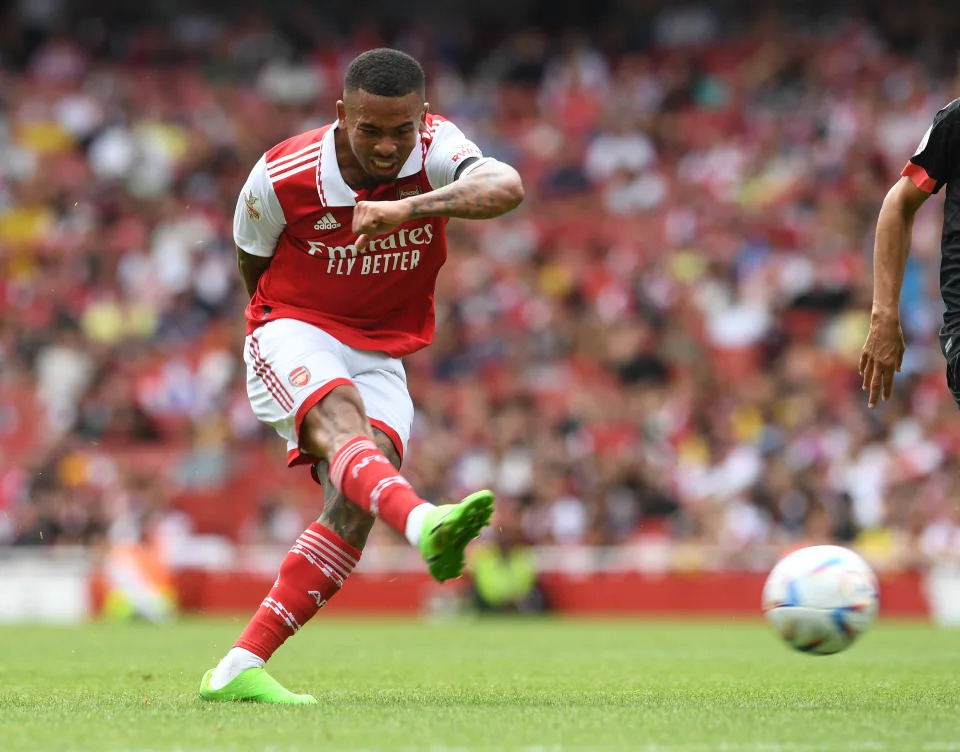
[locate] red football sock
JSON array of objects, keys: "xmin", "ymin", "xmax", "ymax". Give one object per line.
[
  {"xmin": 328, "ymin": 436, "xmax": 426, "ymax": 534},
  {"xmin": 234, "ymin": 522, "xmax": 360, "ymax": 661}
]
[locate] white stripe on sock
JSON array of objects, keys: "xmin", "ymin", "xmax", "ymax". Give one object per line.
[
  {"xmin": 301, "ymin": 528, "xmax": 359, "ymax": 567},
  {"xmin": 294, "ymin": 538, "xmax": 350, "ymax": 581}
]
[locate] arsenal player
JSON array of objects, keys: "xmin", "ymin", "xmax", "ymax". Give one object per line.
[{"xmin": 200, "ymin": 48, "xmax": 524, "ymax": 704}]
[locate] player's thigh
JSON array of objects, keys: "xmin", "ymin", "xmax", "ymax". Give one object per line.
[
  {"xmin": 351, "ymin": 362, "xmax": 414, "ymax": 464},
  {"xmin": 244, "ymin": 319, "xmax": 355, "ymax": 449}
]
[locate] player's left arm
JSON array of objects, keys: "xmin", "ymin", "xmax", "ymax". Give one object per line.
[
  {"xmin": 352, "ymin": 120, "xmax": 523, "ymax": 250},
  {"xmin": 353, "ymin": 161, "xmax": 523, "ymax": 250},
  {"xmin": 404, "ymin": 159, "xmax": 524, "ymax": 221}
]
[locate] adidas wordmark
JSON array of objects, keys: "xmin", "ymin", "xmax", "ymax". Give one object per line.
[{"xmin": 314, "ymin": 212, "xmax": 341, "ymax": 230}]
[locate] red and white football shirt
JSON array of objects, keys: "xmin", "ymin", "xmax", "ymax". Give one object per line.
[{"xmin": 233, "ymin": 114, "xmax": 485, "ymax": 358}]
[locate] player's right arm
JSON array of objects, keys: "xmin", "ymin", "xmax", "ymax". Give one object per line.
[
  {"xmin": 233, "ymin": 155, "xmax": 287, "ymax": 299},
  {"xmin": 860, "ymin": 99, "xmax": 959, "ymax": 407},
  {"xmin": 860, "ymin": 178, "xmax": 929, "ymax": 407},
  {"xmin": 238, "ymin": 248, "xmax": 273, "ymax": 299}
]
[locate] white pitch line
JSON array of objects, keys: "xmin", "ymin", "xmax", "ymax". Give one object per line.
[{"xmin": 146, "ymin": 743, "xmax": 959, "ymax": 752}]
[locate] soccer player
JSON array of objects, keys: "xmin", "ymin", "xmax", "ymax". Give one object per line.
[
  {"xmin": 860, "ymin": 98, "xmax": 959, "ymax": 409},
  {"xmin": 199, "ymin": 49, "xmax": 524, "ymax": 704}
]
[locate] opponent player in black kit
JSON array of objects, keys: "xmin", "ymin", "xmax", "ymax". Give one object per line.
[{"xmin": 861, "ymin": 98, "xmax": 960, "ymax": 407}]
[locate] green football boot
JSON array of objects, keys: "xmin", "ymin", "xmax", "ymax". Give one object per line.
[
  {"xmin": 199, "ymin": 667, "xmax": 317, "ymax": 705},
  {"xmin": 419, "ymin": 490, "xmax": 495, "ymax": 582}
]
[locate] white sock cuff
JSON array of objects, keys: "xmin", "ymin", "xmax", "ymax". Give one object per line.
[
  {"xmin": 404, "ymin": 502, "xmax": 436, "ymax": 547},
  {"xmin": 209, "ymin": 646, "xmax": 265, "ymax": 690}
]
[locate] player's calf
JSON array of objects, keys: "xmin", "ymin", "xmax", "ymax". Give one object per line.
[
  {"xmin": 202, "ymin": 518, "xmax": 362, "ymax": 697},
  {"xmin": 233, "ymin": 522, "xmax": 360, "ymax": 660},
  {"xmin": 301, "ymin": 386, "xmax": 434, "ymax": 543},
  {"xmin": 302, "ymin": 386, "xmax": 496, "ymax": 582},
  {"xmin": 203, "ymin": 433, "xmax": 384, "ymax": 699}
]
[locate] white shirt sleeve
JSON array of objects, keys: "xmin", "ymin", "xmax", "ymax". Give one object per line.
[
  {"xmin": 233, "ymin": 155, "xmax": 286, "ymax": 257},
  {"xmin": 423, "ymin": 120, "xmax": 485, "ymax": 189}
]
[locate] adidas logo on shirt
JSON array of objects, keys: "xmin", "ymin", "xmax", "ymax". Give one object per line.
[{"xmin": 314, "ymin": 212, "xmax": 341, "ymax": 230}]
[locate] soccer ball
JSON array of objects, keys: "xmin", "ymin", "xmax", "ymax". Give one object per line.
[{"xmin": 762, "ymin": 545, "xmax": 879, "ymax": 655}]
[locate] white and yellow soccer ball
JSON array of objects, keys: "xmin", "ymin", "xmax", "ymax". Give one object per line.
[{"xmin": 762, "ymin": 545, "xmax": 879, "ymax": 655}]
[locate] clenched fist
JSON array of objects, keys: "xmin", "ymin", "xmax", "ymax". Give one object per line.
[{"xmin": 353, "ymin": 200, "xmax": 414, "ymax": 251}]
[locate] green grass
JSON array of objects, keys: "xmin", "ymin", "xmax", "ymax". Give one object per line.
[{"xmin": 1, "ymin": 617, "xmax": 958, "ymax": 751}]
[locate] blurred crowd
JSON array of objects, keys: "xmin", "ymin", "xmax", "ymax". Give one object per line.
[{"xmin": 3, "ymin": 0, "xmax": 960, "ymax": 572}]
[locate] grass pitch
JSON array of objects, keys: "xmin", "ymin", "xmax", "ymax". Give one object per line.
[{"xmin": 1, "ymin": 617, "xmax": 958, "ymax": 751}]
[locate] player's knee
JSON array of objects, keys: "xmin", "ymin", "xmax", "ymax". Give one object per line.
[
  {"xmin": 372, "ymin": 428, "xmax": 402, "ymax": 471},
  {"xmin": 300, "ymin": 384, "xmax": 372, "ymax": 458}
]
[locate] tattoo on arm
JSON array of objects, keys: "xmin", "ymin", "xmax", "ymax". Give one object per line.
[
  {"xmin": 316, "ymin": 428, "xmax": 402, "ymax": 550},
  {"xmin": 408, "ymin": 162, "xmax": 523, "ymax": 221}
]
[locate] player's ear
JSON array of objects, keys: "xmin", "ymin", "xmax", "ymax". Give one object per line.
[
  {"xmin": 336, "ymin": 100, "xmax": 347, "ymax": 128},
  {"xmin": 420, "ymin": 102, "xmax": 429, "ymax": 131}
]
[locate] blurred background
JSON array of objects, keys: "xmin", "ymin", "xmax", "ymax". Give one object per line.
[{"xmin": 2, "ymin": 0, "xmax": 960, "ymax": 622}]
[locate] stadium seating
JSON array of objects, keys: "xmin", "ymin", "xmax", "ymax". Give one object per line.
[{"xmin": 2, "ymin": 2, "xmax": 959, "ymax": 577}]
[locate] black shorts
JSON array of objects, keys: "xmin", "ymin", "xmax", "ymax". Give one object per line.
[
  {"xmin": 946, "ymin": 355, "xmax": 960, "ymax": 409},
  {"xmin": 942, "ymin": 327, "xmax": 960, "ymax": 409}
]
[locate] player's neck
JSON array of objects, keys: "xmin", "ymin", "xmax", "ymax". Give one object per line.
[{"xmin": 334, "ymin": 128, "xmax": 378, "ymax": 192}]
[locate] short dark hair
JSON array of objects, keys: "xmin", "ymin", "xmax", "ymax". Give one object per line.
[{"xmin": 344, "ymin": 48, "xmax": 425, "ymax": 98}]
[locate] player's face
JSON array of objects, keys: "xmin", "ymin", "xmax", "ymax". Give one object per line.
[{"xmin": 338, "ymin": 90, "xmax": 428, "ymax": 183}]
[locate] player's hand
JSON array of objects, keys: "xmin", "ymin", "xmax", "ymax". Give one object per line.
[
  {"xmin": 859, "ymin": 313, "xmax": 905, "ymax": 408},
  {"xmin": 353, "ymin": 200, "xmax": 413, "ymax": 252}
]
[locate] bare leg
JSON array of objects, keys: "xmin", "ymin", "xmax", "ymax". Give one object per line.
[
  {"xmin": 298, "ymin": 384, "xmax": 428, "ymax": 535},
  {"xmin": 313, "ymin": 426, "xmax": 402, "ymax": 550},
  {"xmin": 204, "ymin": 387, "xmax": 424, "ymax": 701},
  {"xmin": 298, "ymin": 383, "xmax": 373, "ymax": 465}
]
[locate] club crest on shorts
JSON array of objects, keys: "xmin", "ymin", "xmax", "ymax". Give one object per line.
[
  {"xmin": 398, "ymin": 184, "xmax": 421, "ymax": 199},
  {"xmin": 288, "ymin": 366, "xmax": 311, "ymax": 387}
]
